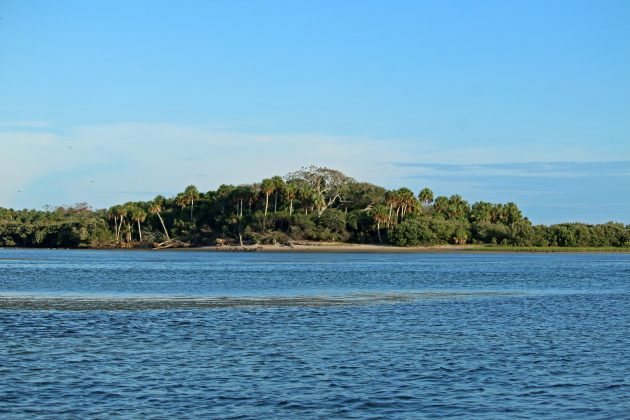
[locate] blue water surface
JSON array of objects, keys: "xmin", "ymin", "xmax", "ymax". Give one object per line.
[{"xmin": 1, "ymin": 249, "xmax": 629, "ymax": 418}]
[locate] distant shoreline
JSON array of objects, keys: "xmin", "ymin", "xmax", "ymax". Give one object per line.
[
  {"xmin": 2, "ymin": 243, "xmax": 630, "ymax": 253},
  {"xmin": 149, "ymin": 243, "xmax": 630, "ymax": 253}
]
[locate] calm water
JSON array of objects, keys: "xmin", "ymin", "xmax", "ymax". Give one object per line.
[{"xmin": 1, "ymin": 249, "xmax": 629, "ymax": 418}]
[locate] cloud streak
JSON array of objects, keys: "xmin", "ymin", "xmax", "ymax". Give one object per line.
[
  {"xmin": 0, "ymin": 121, "xmax": 51, "ymax": 128},
  {"xmin": 393, "ymin": 161, "xmax": 630, "ymax": 178},
  {"xmin": 392, "ymin": 161, "xmax": 630, "ymax": 224}
]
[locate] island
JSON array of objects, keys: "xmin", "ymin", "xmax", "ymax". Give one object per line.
[{"xmin": 1, "ymin": 166, "xmax": 629, "ymax": 251}]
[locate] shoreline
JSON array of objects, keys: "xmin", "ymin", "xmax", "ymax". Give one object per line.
[
  {"xmin": 194, "ymin": 243, "xmax": 470, "ymax": 253},
  {"xmin": 111, "ymin": 243, "xmax": 630, "ymax": 253},
  {"xmin": 2, "ymin": 243, "xmax": 630, "ymax": 254}
]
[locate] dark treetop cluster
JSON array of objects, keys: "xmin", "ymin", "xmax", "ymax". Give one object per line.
[{"xmin": 1, "ymin": 166, "xmax": 629, "ymax": 248}]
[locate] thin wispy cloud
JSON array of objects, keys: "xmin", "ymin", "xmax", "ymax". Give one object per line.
[
  {"xmin": 0, "ymin": 121, "xmax": 51, "ymax": 128},
  {"xmin": 394, "ymin": 161, "xmax": 630, "ymax": 178},
  {"xmin": 391, "ymin": 161, "xmax": 630, "ymax": 224}
]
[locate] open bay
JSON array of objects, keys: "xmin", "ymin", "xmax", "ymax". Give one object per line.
[{"xmin": 1, "ymin": 249, "xmax": 629, "ymax": 418}]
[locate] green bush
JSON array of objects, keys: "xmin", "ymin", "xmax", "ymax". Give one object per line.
[
  {"xmin": 317, "ymin": 209, "xmax": 347, "ymax": 234},
  {"xmin": 388, "ymin": 217, "xmax": 438, "ymax": 246}
]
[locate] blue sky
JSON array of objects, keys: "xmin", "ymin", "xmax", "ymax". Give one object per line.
[{"xmin": 1, "ymin": 0, "xmax": 629, "ymax": 224}]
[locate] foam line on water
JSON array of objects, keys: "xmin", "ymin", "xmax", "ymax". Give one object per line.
[{"xmin": 0, "ymin": 291, "xmax": 522, "ymax": 310}]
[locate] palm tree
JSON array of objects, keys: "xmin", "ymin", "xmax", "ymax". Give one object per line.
[
  {"xmin": 231, "ymin": 185, "xmax": 251, "ymax": 217},
  {"xmin": 124, "ymin": 218, "xmax": 133, "ymax": 242},
  {"xmin": 115, "ymin": 204, "xmax": 135, "ymax": 243},
  {"xmin": 261, "ymin": 178, "xmax": 275, "ymax": 216},
  {"xmin": 385, "ymin": 191, "xmax": 398, "ymax": 227},
  {"xmin": 184, "ymin": 185, "xmax": 200, "ymax": 221},
  {"xmin": 392, "ymin": 191, "xmax": 402, "ymax": 221},
  {"xmin": 284, "ymin": 183, "xmax": 297, "ymax": 216},
  {"xmin": 433, "ymin": 196, "xmax": 449, "ymax": 218},
  {"xmin": 271, "ymin": 176, "xmax": 285, "ymax": 213},
  {"xmin": 115, "ymin": 205, "xmax": 128, "ymax": 243},
  {"xmin": 312, "ymin": 192, "xmax": 326, "ymax": 216},
  {"xmin": 295, "ymin": 182, "xmax": 313, "ymax": 214},
  {"xmin": 372, "ymin": 205, "xmax": 389, "ymax": 243},
  {"xmin": 447, "ymin": 194, "xmax": 469, "ymax": 220},
  {"xmin": 130, "ymin": 207, "xmax": 147, "ymax": 242},
  {"xmin": 397, "ymin": 188, "xmax": 416, "ymax": 220},
  {"xmin": 107, "ymin": 205, "xmax": 122, "ymax": 242},
  {"xmin": 453, "ymin": 226, "xmax": 469, "ymax": 245},
  {"xmin": 175, "ymin": 193, "xmax": 188, "ymax": 211},
  {"xmin": 216, "ymin": 184, "xmax": 235, "ymax": 215},
  {"xmin": 247, "ymin": 184, "xmax": 258, "ymax": 215},
  {"xmin": 503, "ymin": 202, "xmax": 523, "ymax": 225},
  {"xmin": 419, "ymin": 187, "xmax": 434, "ymax": 207},
  {"xmin": 231, "ymin": 186, "xmax": 243, "ymax": 218},
  {"xmin": 470, "ymin": 201, "xmax": 493, "ymax": 224},
  {"xmin": 149, "ymin": 201, "xmax": 170, "ymax": 241}
]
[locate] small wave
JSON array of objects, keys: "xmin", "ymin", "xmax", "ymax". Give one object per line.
[{"xmin": 0, "ymin": 291, "xmax": 522, "ymax": 311}]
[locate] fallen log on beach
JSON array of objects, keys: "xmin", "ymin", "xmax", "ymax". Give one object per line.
[
  {"xmin": 153, "ymin": 239, "xmax": 191, "ymax": 249},
  {"xmin": 229, "ymin": 245, "xmax": 261, "ymax": 252}
]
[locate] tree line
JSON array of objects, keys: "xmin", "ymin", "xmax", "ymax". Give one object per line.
[{"xmin": 1, "ymin": 166, "xmax": 629, "ymax": 248}]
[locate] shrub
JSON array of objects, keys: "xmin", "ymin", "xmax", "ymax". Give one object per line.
[
  {"xmin": 388, "ymin": 217, "xmax": 438, "ymax": 247},
  {"xmin": 317, "ymin": 209, "xmax": 347, "ymax": 234}
]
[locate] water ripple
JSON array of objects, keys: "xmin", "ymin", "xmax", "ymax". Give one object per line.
[
  {"xmin": 1, "ymin": 250, "xmax": 629, "ymax": 418},
  {"xmin": 0, "ymin": 291, "xmax": 520, "ymax": 310}
]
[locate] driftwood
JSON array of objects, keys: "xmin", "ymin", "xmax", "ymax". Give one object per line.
[
  {"xmin": 153, "ymin": 239, "xmax": 190, "ymax": 249},
  {"xmin": 215, "ymin": 244, "xmax": 260, "ymax": 252},
  {"xmin": 292, "ymin": 240, "xmax": 320, "ymax": 246}
]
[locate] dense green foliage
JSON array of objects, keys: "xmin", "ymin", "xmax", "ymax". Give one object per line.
[
  {"xmin": 1, "ymin": 166, "xmax": 629, "ymax": 248},
  {"xmin": 0, "ymin": 204, "xmax": 111, "ymax": 247}
]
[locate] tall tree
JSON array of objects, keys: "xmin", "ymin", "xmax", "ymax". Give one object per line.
[
  {"xmin": 149, "ymin": 199, "xmax": 170, "ymax": 241},
  {"xmin": 184, "ymin": 185, "xmax": 200, "ymax": 221},
  {"xmin": 271, "ymin": 176, "xmax": 285, "ymax": 213},
  {"xmin": 284, "ymin": 182, "xmax": 297, "ymax": 216},
  {"xmin": 286, "ymin": 166, "xmax": 354, "ymax": 216},
  {"xmin": 419, "ymin": 187, "xmax": 434, "ymax": 207},
  {"xmin": 261, "ymin": 178, "xmax": 275, "ymax": 216},
  {"xmin": 490, "ymin": 203, "xmax": 504, "ymax": 224},
  {"xmin": 130, "ymin": 207, "xmax": 147, "ymax": 242},
  {"xmin": 372, "ymin": 205, "xmax": 389, "ymax": 243},
  {"xmin": 397, "ymin": 188, "xmax": 416, "ymax": 220},
  {"xmin": 470, "ymin": 201, "xmax": 493, "ymax": 224},
  {"xmin": 216, "ymin": 184, "xmax": 236, "ymax": 215},
  {"xmin": 342, "ymin": 182, "xmax": 387, "ymax": 212},
  {"xmin": 433, "ymin": 196, "xmax": 449, "ymax": 218},
  {"xmin": 118, "ymin": 203, "xmax": 136, "ymax": 243},
  {"xmin": 175, "ymin": 193, "xmax": 188, "ymax": 211},
  {"xmin": 447, "ymin": 194, "xmax": 470, "ymax": 220},
  {"xmin": 502, "ymin": 202, "xmax": 523, "ymax": 225},
  {"xmin": 115, "ymin": 205, "xmax": 128, "ymax": 243},
  {"xmin": 385, "ymin": 191, "xmax": 398, "ymax": 227},
  {"xmin": 107, "ymin": 205, "xmax": 122, "ymax": 242},
  {"xmin": 246, "ymin": 184, "xmax": 258, "ymax": 215},
  {"xmin": 295, "ymin": 181, "xmax": 313, "ymax": 214},
  {"xmin": 233, "ymin": 186, "xmax": 244, "ymax": 218},
  {"xmin": 231, "ymin": 185, "xmax": 252, "ymax": 217}
]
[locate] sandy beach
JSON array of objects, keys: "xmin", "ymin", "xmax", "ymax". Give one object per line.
[
  {"xmin": 158, "ymin": 242, "xmax": 630, "ymax": 253},
  {"xmin": 189, "ymin": 242, "xmax": 478, "ymax": 253}
]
